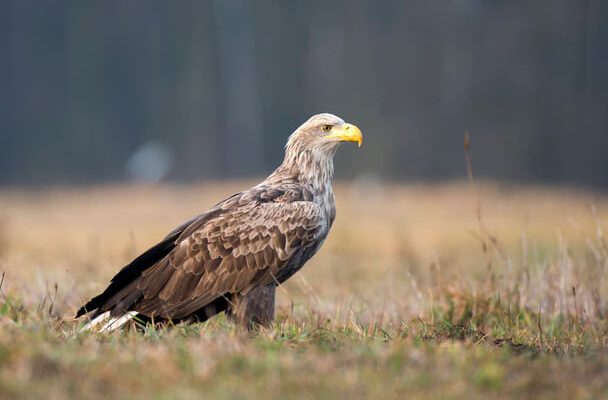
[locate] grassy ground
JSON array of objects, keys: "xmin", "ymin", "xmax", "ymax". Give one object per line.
[{"xmin": 0, "ymin": 181, "xmax": 607, "ymax": 399}]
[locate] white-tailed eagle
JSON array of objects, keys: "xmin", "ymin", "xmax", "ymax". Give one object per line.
[{"xmin": 76, "ymin": 113, "xmax": 362, "ymax": 331}]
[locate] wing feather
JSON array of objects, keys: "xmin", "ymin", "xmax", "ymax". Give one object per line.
[
  {"xmin": 77, "ymin": 184, "xmax": 328, "ymax": 321},
  {"xmin": 135, "ymin": 197, "xmax": 325, "ymax": 318}
]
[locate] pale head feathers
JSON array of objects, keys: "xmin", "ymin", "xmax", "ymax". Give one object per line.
[
  {"xmin": 285, "ymin": 113, "xmax": 346, "ymax": 152},
  {"xmin": 268, "ymin": 113, "xmax": 351, "ymax": 190}
]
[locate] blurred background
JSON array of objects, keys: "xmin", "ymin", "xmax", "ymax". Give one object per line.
[
  {"xmin": 2, "ymin": 0, "xmax": 608, "ymax": 186},
  {"xmin": 2, "ymin": 6, "xmax": 608, "ymax": 397}
]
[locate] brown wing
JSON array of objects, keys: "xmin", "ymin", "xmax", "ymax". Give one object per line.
[
  {"xmin": 136, "ymin": 200, "xmax": 326, "ymax": 319},
  {"xmin": 109, "ymin": 197, "xmax": 326, "ymax": 320}
]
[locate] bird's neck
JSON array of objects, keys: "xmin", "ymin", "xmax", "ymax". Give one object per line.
[{"xmin": 267, "ymin": 147, "xmax": 336, "ymax": 195}]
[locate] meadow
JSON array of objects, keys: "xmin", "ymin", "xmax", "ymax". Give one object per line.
[{"xmin": 0, "ymin": 181, "xmax": 607, "ymax": 399}]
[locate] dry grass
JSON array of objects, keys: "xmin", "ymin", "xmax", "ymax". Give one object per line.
[{"xmin": 0, "ymin": 181, "xmax": 607, "ymax": 399}]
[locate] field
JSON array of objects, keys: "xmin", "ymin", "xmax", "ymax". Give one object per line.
[{"xmin": 0, "ymin": 181, "xmax": 607, "ymax": 399}]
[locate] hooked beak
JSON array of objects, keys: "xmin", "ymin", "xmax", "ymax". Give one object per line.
[{"xmin": 324, "ymin": 123, "xmax": 363, "ymax": 147}]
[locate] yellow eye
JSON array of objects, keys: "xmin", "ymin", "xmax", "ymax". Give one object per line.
[{"xmin": 322, "ymin": 125, "xmax": 332, "ymax": 132}]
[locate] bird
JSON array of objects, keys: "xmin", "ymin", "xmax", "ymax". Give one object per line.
[{"xmin": 76, "ymin": 113, "xmax": 362, "ymax": 332}]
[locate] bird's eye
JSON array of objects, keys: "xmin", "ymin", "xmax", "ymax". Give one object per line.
[{"xmin": 322, "ymin": 125, "xmax": 332, "ymax": 132}]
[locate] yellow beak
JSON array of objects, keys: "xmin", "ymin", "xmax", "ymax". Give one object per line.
[{"xmin": 325, "ymin": 123, "xmax": 363, "ymax": 147}]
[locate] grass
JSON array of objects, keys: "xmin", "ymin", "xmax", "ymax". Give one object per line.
[{"xmin": 0, "ymin": 181, "xmax": 607, "ymax": 399}]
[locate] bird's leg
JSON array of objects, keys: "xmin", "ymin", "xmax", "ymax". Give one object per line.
[{"xmin": 230, "ymin": 284, "xmax": 276, "ymax": 331}]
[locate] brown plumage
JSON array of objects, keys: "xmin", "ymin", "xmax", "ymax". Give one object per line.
[{"xmin": 76, "ymin": 113, "xmax": 362, "ymax": 330}]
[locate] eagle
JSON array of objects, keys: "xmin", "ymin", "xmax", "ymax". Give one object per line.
[{"xmin": 76, "ymin": 113, "xmax": 362, "ymax": 331}]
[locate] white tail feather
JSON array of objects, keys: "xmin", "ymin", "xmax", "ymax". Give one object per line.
[
  {"xmin": 80, "ymin": 311, "xmax": 110, "ymax": 332},
  {"xmin": 99, "ymin": 311, "xmax": 138, "ymax": 333},
  {"xmin": 80, "ymin": 311, "xmax": 138, "ymax": 333}
]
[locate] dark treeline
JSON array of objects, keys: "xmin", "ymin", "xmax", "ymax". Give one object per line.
[{"xmin": 2, "ymin": 1, "xmax": 608, "ymax": 186}]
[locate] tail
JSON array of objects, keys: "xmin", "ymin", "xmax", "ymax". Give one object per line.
[
  {"xmin": 75, "ymin": 221, "xmax": 193, "ymax": 321},
  {"xmin": 80, "ymin": 311, "xmax": 138, "ymax": 333}
]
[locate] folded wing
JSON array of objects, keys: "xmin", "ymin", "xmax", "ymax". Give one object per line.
[{"xmin": 77, "ymin": 185, "xmax": 327, "ymax": 322}]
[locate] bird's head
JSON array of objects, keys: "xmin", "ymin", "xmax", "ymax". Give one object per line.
[
  {"xmin": 285, "ymin": 113, "xmax": 363, "ymax": 156},
  {"xmin": 270, "ymin": 113, "xmax": 362, "ymax": 187}
]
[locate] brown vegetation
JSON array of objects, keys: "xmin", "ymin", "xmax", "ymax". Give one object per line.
[{"xmin": 0, "ymin": 182, "xmax": 607, "ymax": 399}]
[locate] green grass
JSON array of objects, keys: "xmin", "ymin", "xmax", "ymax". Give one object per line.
[
  {"xmin": 0, "ymin": 285, "xmax": 606, "ymax": 400},
  {"xmin": 1, "ymin": 183, "xmax": 608, "ymax": 399}
]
